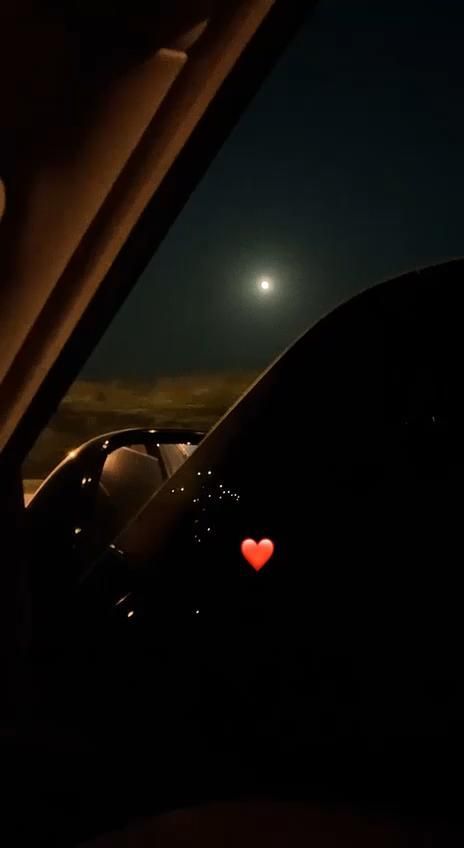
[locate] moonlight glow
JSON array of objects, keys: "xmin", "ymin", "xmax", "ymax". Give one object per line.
[{"xmin": 259, "ymin": 278, "xmax": 272, "ymax": 292}]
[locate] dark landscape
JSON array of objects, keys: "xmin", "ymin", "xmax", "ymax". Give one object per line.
[{"xmin": 23, "ymin": 371, "xmax": 258, "ymax": 490}]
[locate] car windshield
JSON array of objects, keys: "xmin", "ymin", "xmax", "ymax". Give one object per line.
[{"xmin": 23, "ymin": 0, "xmax": 464, "ymax": 504}]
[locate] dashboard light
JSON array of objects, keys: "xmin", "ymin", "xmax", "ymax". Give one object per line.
[{"xmin": 115, "ymin": 593, "xmax": 130, "ymax": 606}]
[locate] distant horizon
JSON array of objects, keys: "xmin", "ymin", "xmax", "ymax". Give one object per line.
[
  {"xmin": 73, "ymin": 366, "xmax": 261, "ymax": 384},
  {"xmin": 25, "ymin": 370, "xmax": 255, "ymax": 480}
]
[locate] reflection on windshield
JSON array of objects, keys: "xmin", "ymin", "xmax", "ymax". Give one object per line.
[
  {"xmin": 96, "ymin": 443, "xmax": 198, "ymax": 545},
  {"xmin": 160, "ymin": 443, "xmax": 196, "ymax": 476}
]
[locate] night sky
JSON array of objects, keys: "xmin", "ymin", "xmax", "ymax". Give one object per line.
[{"xmin": 84, "ymin": 0, "xmax": 464, "ymax": 380}]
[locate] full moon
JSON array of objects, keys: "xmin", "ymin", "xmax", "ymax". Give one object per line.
[{"xmin": 259, "ymin": 279, "xmax": 271, "ymax": 291}]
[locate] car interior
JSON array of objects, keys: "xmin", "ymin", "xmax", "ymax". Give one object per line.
[
  {"xmin": 1, "ymin": 2, "xmax": 463, "ymax": 846},
  {"xmin": 95, "ymin": 441, "xmax": 197, "ymax": 542}
]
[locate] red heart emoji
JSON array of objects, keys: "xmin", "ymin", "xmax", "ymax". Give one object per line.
[{"xmin": 241, "ymin": 538, "xmax": 274, "ymax": 571}]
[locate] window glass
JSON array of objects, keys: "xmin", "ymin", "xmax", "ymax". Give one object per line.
[{"xmin": 23, "ymin": 0, "xmax": 464, "ymax": 502}]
